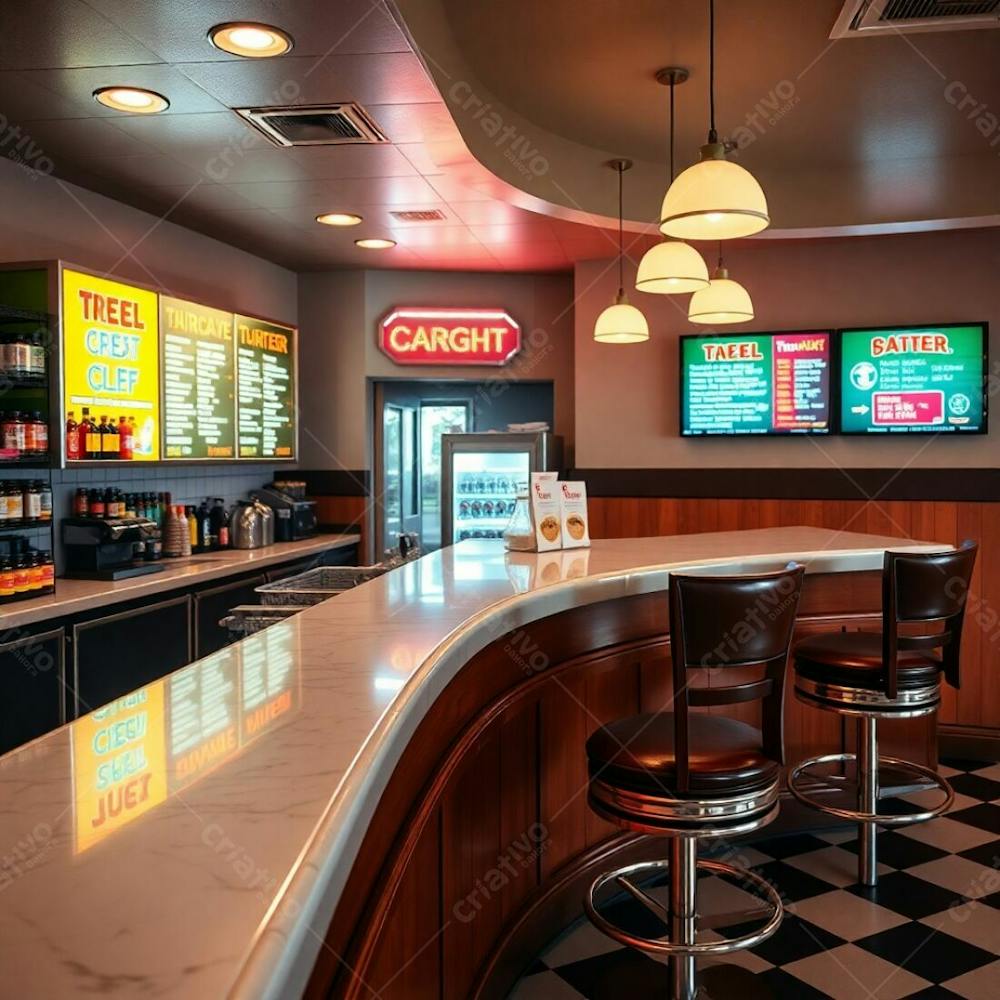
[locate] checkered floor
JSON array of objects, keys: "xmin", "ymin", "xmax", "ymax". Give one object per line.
[{"xmin": 509, "ymin": 759, "xmax": 1000, "ymax": 1000}]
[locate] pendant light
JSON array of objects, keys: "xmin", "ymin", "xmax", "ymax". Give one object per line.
[
  {"xmin": 636, "ymin": 67, "xmax": 709, "ymax": 295},
  {"xmin": 660, "ymin": 0, "xmax": 769, "ymax": 241},
  {"xmin": 688, "ymin": 243, "xmax": 754, "ymax": 324},
  {"xmin": 594, "ymin": 159, "xmax": 650, "ymax": 344}
]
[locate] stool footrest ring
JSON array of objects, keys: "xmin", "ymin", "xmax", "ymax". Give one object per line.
[
  {"xmin": 585, "ymin": 858, "xmax": 782, "ymax": 956},
  {"xmin": 788, "ymin": 752, "xmax": 954, "ymax": 825}
]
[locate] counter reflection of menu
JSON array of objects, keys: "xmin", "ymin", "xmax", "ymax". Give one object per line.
[
  {"xmin": 160, "ymin": 296, "xmax": 236, "ymax": 459},
  {"xmin": 167, "ymin": 651, "xmax": 240, "ymax": 792},
  {"xmin": 72, "ymin": 683, "xmax": 168, "ymax": 853},
  {"xmin": 236, "ymin": 314, "xmax": 296, "ymax": 459},
  {"xmin": 241, "ymin": 628, "xmax": 297, "ymax": 744}
]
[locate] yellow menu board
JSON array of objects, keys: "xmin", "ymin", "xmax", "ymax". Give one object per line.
[
  {"xmin": 62, "ymin": 268, "xmax": 160, "ymax": 461},
  {"xmin": 72, "ymin": 682, "xmax": 168, "ymax": 853}
]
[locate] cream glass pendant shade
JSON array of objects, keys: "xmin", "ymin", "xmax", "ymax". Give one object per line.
[
  {"xmin": 660, "ymin": 142, "xmax": 769, "ymax": 240},
  {"xmin": 594, "ymin": 159, "xmax": 650, "ymax": 344},
  {"xmin": 636, "ymin": 239, "xmax": 709, "ymax": 294},
  {"xmin": 594, "ymin": 293, "xmax": 650, "ymax": 344},
  {"xmin": 687, "ymin": 266, "xmax": 754, "ymax": 324}
]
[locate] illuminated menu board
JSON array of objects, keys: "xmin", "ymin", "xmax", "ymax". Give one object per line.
[
  {"xmin": 61, "ymin": 268, "xmax": 161, "ymax": 460},
  {"xmin": 840, "ymin": 324, "xmax": 987, "ymax": 434},
  {"xmin": 160, "ymin": 296, "xmax": 237, "ymax": 459},
  {"xmin": 235, "ymin": 314, "xmax": 296, "ymax": 459},
  {"xmin": 680, "ymin": 332, "xmax": 832, "ymax": 435}
]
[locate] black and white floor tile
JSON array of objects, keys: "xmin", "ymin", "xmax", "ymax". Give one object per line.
[{"xmin": 509, "ymin": 759, "xmax": 1000, "ymax": 1000}]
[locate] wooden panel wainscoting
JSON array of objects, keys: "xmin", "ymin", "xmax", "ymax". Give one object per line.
[
  {"xmin": 305, "ymin": 577, "xmax": 932, "ymax": 1000},
  {"xmin": 313, "ymin": 496, "xmax": 369, "ymax": 560},
  {"xmin": 589, "ymin": 497, "xmax": 1000, "ymax": 733}
]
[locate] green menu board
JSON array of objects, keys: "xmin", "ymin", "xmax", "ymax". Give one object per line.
[
  {"xmin": 236, "ymin": 314, "xmax": 296, "ymax": 459},
  {"xmin": 680, "ymin": 332, "xmax": 831, "ymax": 435},
  {"xmin": 161, "ymin": 296, "xmax": 236, "ymax": 459},
  {"xmin": 840, "ymin": 324, "xmax": 987, "ymax": 434}
]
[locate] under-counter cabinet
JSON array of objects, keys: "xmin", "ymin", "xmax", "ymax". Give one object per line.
[
  {"xmin": 0, "ymin": 627, "xmax": 65, "ymax": 756},
  {"xmin": 70, "ymin": 595, "xmax": 192, "ymax": 717},
  {"xmin": 194, "ymin": 574, "xmax": 266, "ymax": 658}
]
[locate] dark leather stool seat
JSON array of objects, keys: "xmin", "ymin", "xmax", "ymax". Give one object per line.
[
  {"xmin": 790, "ymin": 542, "xmax": 977, "ymax": 889},
  {"xmin": 794, "ymin": 631, "xmax": 941, "ymax": 691},
  {"xmin": 584, "ymin": 565, "xmax": 806, "ymax": 1000},
  {"xmin": 587, "ymin": 713, "xmax": 779, "ymax": 796}
]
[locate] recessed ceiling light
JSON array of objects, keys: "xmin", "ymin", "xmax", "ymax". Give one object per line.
[
  {"xmin": 209, "ymin": 22, "xmax": 294, "ymax": 58},
  {"xmin": 93, "ymin": 87, "xmax": 169, "ymax": 114},
  {"xmin": 316, "ymin": 212, "xmax": 363, "ymax": 227},
  {"xmin": 355, "ymin": 238, "xmax": 396, "ymax": 250}
]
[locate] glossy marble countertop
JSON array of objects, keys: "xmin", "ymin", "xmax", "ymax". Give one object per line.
[
  {"xmin": 0, "ymin": 534, "xmax": 361, "ymax": 629},
  {"xmin": 0, "ymin": 527, "xmax": 948, "ymax": 999}
]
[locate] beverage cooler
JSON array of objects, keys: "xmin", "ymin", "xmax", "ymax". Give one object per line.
[{"xmin": 440, "ymin": 432, "xmax": 562, "ymax": 546}]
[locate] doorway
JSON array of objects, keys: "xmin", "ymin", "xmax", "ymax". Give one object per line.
[{"xmin": 372, "ymin": 379, "xmax": 555, "ymax": 555}]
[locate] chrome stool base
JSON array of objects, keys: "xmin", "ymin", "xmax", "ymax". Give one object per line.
[
  {"xmin": 586, "ymin": 851, "xmax": 783, "ymax": 999},
  {"xmin": 788, "ymin": 717, "xmax": 954, "ymax": 886}
]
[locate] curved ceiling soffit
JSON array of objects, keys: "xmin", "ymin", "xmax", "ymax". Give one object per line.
[{"xmin": 390, "ymin": 0, "xmax": 1000, "ymax": 240}]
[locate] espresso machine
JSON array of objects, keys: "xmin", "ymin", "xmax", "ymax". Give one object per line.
[
  {"xmin": 62, "ymin": 517, "xmax": 164, "ymax": 580},
  {"xmin": 250, "ymin": 483, "xmax": 317, "ymax": 542}
]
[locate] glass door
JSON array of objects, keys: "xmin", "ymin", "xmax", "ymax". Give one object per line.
[
  {"xmin": 379, "ymin": 400, "xmax": 421, "ymax": 556},
  {"xmin": 419, "ymin": 403, "xmax": 469, "ymax": 550}
]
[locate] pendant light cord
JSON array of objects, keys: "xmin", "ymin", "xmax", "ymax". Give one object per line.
[
  {"xmin": 669, "ymin": 78, "xmax": 675, "ymax": 183},
  {"xmin": 617, "ymin": 162, "xmax": 624, "ymax": 293},
  {"xmin": 708, "ymin": 0, "xmax": 717, "ymax": 144}
]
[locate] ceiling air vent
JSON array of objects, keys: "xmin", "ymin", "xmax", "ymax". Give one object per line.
[
  {"xmin": 235, "ymin": 103, "xmax": 388, "ymax": 147},
  {"xmin": 831, "ymin": 0, "xmax": 1000, "ymax": 36},
  {"xmin": 390, "ymin": 209, "xmax": 447, "ymax": 223}
]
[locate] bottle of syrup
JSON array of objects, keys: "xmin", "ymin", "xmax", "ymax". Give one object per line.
[
  {"xmin": 118, "ymin": 415, "xmax": 133, "ymax": 460},
  {"xmin": 66, "ymin": 410, "xmax": 80, "ymax": 461}
]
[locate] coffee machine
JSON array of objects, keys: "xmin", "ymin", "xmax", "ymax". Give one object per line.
[
  {"xmin": 62, "ymin": 517, "xmax": 164, "ymax": 580},
  {"xmin": 250, "ymin": 484, "xmax": 317, "ymax": 542}
]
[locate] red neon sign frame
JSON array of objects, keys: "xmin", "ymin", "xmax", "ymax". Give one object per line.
[{"xmin": 379, "ymin": 307, "xmax": 522, "ymax": 366}]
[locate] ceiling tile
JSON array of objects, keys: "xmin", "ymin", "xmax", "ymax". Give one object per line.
[
  {"xmin": 84, "ymin": 0, "xmax": 411, "ymax": 61},
  {"xmin": 110, "ymin": 112, "xmax": 271, "ymax": 165},
  {"xmin": 16, "ymin": 64, "xmax": 226, "ymax": 117},
  {"xmin": 366, "ymin": 103, "xmax": 462, "ymax": 145},
  {"xmin": 16, "ymin": 117, "xmax": 159, "ymax": 159},
  {"xmin": 65, "ymin": 152, "xmax": 206, "ymax": 188},
  {"xmin": 284, "ymin": 143, "xmax": 418, "ymax": 180},
  {"xmin": 450, "ymin": 201, "xmax": 559, "ymax": 226},
  {"xmin": 468, "ymin": 222, "xmax": 558, "ymax": 244},
  {"xmin": 424, "ymin": 174, "xmax": 498, "ymax": 203},
  {"xmin": 390, "ymin": 225, "xmax": 482, "ymax": 249},
  {"xmin": 230, "ymin": 174, "xmax": 442, "ymax": 208},
  {"xmin": 0, "ymin": 70, "xmax": 101, "ymax": 120},
  {"xmin": 0, "ymin": 0, "xmax": 163, "ymax": 69},
  {"xmin": 174, "ymin": 52, "xmax": 440, "ymax": 109}
]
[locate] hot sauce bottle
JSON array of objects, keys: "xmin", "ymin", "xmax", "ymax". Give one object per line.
[{"xmin": 66, "ymin": 410, "xmax": 81, "ymax": 461}]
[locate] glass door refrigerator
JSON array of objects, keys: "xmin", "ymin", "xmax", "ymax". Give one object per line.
[{"xmin": 440, "ymin": 432, "xmax": 563, "ymax": 546}]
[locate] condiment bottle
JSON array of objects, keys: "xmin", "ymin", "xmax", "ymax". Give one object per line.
[
  {"xmin": 12, "ymin": 555, "xmax": 29, "ymax": 595},
  {"xmin": 38, "ymin": 480, "xmax": 52, "ymax": 521},
  {"xmin": 118, "ymin": 415, "xmax": 133, "ymax": 460},
  {"xmin": 186, "ymin": 505, "xmax": 198, "ymax": 553},
  {"xmin": 81, "ymin": 407, "xmax": 98, "ymax": 459},
  {"xmin": 65, "ymin": 410, "xmax": 80, "ymax": 461},
  {"xmin": 2, "ymin": 411, "xmax": 25, "ymax": 455},
  {"xmin": 7, "ymin": 482, "xmax": 23, "ymax": 522},
  {"xmin": 24, "ymin": 480, "xmax": 41, "ymax": 521},
  {"xmin": 29, "ymin": 332, "xmax": 45, "ymax": 378},
  {"xmin": 39, "ymin": 551, "xmax": 54, "ymax": 590},
  {"xmin": 74, "ymin": 487, "xmax": 88, "ymax": 516},
  {"xmin": 89, "ymin": 488, "xmax": 105, "ymax": 518},
  {"xmin": 0, "ymin": 558, "xmax": 14, "ymax": 601},
  {"xmin": 27, "ymin": 552, "xmax": 42, "ymax": 591}
]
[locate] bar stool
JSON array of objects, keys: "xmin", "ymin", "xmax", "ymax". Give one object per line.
[
  {"xmin": 585, "ymin": 564, "xmax": 805, "ymax": 1000},
  {"xmin": 789, "ymin": 542, "xmax": 977, "ymax": 887}
]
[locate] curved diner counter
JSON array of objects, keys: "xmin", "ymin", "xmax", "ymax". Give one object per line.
[{"xmin": 0, "ymin": 527, "xmax": 950, "ymax": 999}]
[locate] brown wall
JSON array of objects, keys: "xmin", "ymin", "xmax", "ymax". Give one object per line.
[
  {"xmin": 589, "ymin": 495, "xmax": 1000, "ymax": 731},
  {"xmin": 574, "ymin": 226, "xmax": 1000, "ymax": 469},
  {"xmin": 297, "ymin": 268, "xmax": 575, "ymax": 471}
]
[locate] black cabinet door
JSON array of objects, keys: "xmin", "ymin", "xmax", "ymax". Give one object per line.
[
  {"xmin": 194, "ymin": 574, "xmax": 266, "ymax": 658},
  {"xmin": 71, "ymin": 596, "xmax": 191, "ymax": 718},
  {"xmin": 0, "ymin": 627, "xmax": 65, "ymax": 755}
]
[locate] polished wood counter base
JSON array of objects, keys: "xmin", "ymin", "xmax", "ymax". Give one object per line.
[{"xmin": 307, "ymin": 571, "xmax": 932, "ymax": 1000}]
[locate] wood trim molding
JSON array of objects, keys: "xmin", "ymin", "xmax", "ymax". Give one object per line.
[{"xmin": 573, "ymin": 467, "xmax": 1000, "ymax": 502}]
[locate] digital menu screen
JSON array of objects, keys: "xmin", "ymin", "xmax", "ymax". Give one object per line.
[
  {"xmin": 160, "ymin": 296, "xmax": 237, "ymax": 459},
  {"xmin": 236, "ymin": 314, "xmax": 296, "ymax": 459},
  {"xmin": 839, "ymin": 324, "xmax": 987, "ymax": 434},
  {"xmin": 680, "ymin": 331, "xmax": 832, "ymax": 435},
  {"xmin": 62, "ymin": 268, "xmax": 161, "ymax": 460}
]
